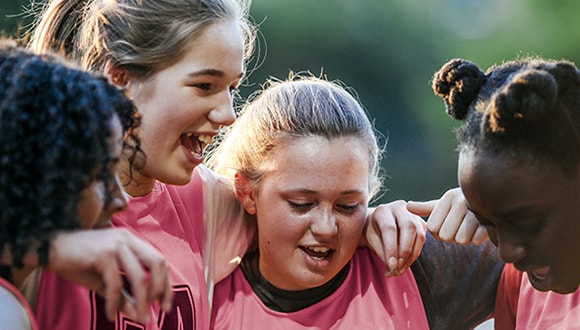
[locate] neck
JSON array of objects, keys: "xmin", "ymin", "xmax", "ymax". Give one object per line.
[{"xmin": 120, "ymin": 159, "xmax": 155, "ymax": 197}]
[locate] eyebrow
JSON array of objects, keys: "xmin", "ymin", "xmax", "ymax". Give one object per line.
[
  {"xmin": 188, "ymin": 69, "xmax": 244, "ymax": 79},
  {"xmin": 286, "ymin": 188, "xmax": 365, "ymax": 196}
]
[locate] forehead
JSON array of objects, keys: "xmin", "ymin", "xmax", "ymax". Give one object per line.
[
  {"xmin": 176, "ymin": 20, "xmax": 245, "ymax": 73},
  {"xmin": 263, "ymin": 136, "xmax": 371, "ymax": 189},
  {"xmin": 458, "ymin": 150, "xmax": 577, "ymax": 217}
]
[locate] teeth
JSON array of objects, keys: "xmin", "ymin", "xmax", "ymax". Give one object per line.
[
  {"xmin": 183, "ymin": 132, "xmax": 214, "ymax": 145},
  {"xmin": 309, "ymin": 247, "xmax": 329, "ymax": 253},
  {"xmin": 198, "ymin": 134, "xmax": 214, "ymax": 145}
]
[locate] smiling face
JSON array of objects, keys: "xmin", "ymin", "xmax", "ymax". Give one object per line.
[
  {"xmin": 237, "ymin": 136, "xmax": 370, "ymax": 291},
  {"xmin": 76, "ymin": 116, "xmax": 128, "ymax": 229},
  {"xmin": 459, "ymin": 149, "xmax": 580, "ymax": 293},
  {"xmin": 123, "ymin": 19, "xmax": 245, "ymax": 195}
]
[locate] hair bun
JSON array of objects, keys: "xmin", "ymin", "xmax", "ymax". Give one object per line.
[
  {"xmin": 432, "ymin": 59, "xmax": 486, "ymax": 120},
  {"xmin": 488, "ymin": 69, "xmax": 557, "ymax": 132}
]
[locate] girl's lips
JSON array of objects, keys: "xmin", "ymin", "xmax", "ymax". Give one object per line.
[
  {"xmin": 527, "ymin": 266, "xmax": 553, "ymax": 291},
  {"xmin": 531, "ymin": 266, "xmax": 551, "ymax": 280},
  {"xmin": 300, "ymin": 246, "xmax": 333, "ymax": 259}
]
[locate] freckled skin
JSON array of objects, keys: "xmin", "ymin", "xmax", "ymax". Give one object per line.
[
  {"xmin": 122, "ymin": 20, "xmax": 245, "ymax": 196},
  {"xmin": 459, "ymin": 150, "xmax": 580, "ymax": 293},
  {"xmin": 240, "ymin": 136, "xmax": 370, "ymax": 291}
]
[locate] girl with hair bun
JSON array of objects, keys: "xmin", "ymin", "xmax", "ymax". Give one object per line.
[{"xmin": 413, "ymin": 57, "xmax": 580, "ymax": 328}]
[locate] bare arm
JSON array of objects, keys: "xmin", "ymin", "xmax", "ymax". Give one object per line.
[{"xmin": 46, "ymin": 228, "xmax": 173, "ymax": 323}]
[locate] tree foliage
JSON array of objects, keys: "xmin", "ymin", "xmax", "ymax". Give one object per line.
[{"xmin": 2, "ymin": 0, "xmax": 579, "ymax": 201}]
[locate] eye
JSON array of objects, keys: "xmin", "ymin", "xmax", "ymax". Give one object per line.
[
  {"xmin": 336, "ymin": 203, "xmax": 360, "ymax": 214},
  {"xmin": 288, "ymin": 201, "xmax": 314, "ymax": 213},
  {"xmin": 195, "ymin": 83, "xmax": 212, "ymax": 91},
  {"xmin": 513, "ymin": 218, "xmax": 542, "ymax": 234}
]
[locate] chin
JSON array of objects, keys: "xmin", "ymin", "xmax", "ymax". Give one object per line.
[{"xmin": 550, "ymin": 283, "xmax": 580, "ymax": 294}]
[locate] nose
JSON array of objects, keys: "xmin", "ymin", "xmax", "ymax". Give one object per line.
[
  {"xmin": 496, "ymin": 228, "xmax": 527, "ymax": 264},
  {"xmin": 208, "ymin": 90, "xmax": 237, "ymax": 126},
  {"xmin": 310, "ymin": 208, "xmax": 338, "ymax": 238},
  {"xmin": 106, "ymin": 174, "xmax": 129, "ymax": 215}
]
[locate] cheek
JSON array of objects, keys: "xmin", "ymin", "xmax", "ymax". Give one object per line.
[
  {"xmin": 76, "ymin": 185, "xmax": 105, "ymax": 229},
  {"xmin": 341, "ymin": 215, "xmax": 366, "ymax": 242},
  {"xmin": 256, "ymin": 206, "xmax": 304, "ymax": 246}
]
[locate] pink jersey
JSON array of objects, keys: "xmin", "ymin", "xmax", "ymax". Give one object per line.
[
  {"xmin": 495, "ymin": 263, "xmax": 580, "ymax": 329},
  {"xmin": 0, "ymin": 277, "xmax": 39, "ymax": 330},
  {"xmin": 211, "ymin": 248, "xmax": 429, "ymax": 329},
  {"xmin": 34, "ymin": 165, "xmax": 253, "ymax": 330}
]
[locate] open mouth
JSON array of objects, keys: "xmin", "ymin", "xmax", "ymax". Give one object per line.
[
  {"xmin": 300, "ymin": 246, "xmax": 334, "ymax": 260},
  {"xmin": 530, "ymin": 266, "xmax": 550, "ymax": 281},
  {"xmin": 180, "ymin": 133, "xmax": 213, "ymax": 158},
  {"xmin": 526, "ymin": 265, "xmax": 553, "ymax": 291}
]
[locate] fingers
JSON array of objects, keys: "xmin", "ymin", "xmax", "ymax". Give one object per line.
[
  {"xmin": 411, "ymin": 188, "xmax": 490, "ymax": 245},
  {"xmin": 123, "ymin": 231, "xmax": 173, "ymax": 313},
  {"xmin": 114, "ymin": 240, "xmax": 149, "ymax": 322},
  {"xmin": 471, "ymin": 225, "xmax": 490, "ymax": 245},
  {"xmin": 46, "ymin": 229, "xmax": 172, "ymax": 323},
  {"xmin": 101, "ymin": 263, "xmax": 126, "ymax": 321},
  {"xmin": 370, "ymin": 201, "xmax": 426, "ymax": 277},
  {"xmin": 406, "ymin": 200, "xmax": 437, "ymax": 218},
  {"xmin": 372, "ymin": 205, "xmax": 399, "ymax": 272},
  {"xmin": 419, "ymin": 188, "xmax": 463, "ymax": 240},
  {"xmin": 395, "ymin": 218, "xmax": 425, "ymax": 275},
  {"xmin": 386, "ymin": 212, "xmax": 425, "ymax": 277},
  {"xmin": 454, "ymin": 211, "xmax": 480, "ymax": 244},
  {"xmin": 436, "ymin": 202, "xmax": 467, "ymax": 242}
]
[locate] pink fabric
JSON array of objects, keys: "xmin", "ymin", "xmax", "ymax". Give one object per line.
[
  {"xmin": 211, "ymin": 248, "xmax": 429, "ymax": 329},
  {"xmin": 495, "ymin": 264, "xmax": 580, "ymax": 330},
  {"xmin": 35, "ymin": 171, "xmax": 209, "ymax": 329},
  {"xmin": 514, "ymin": 273, "xmax": 580, "ymax": 329},
  {"xmin": 0, "ymin": 277, "xmax": 39, "ymax": 330}
]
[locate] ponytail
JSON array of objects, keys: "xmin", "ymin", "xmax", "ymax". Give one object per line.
[{"xmin": 28, "ymin": 0, "xmax": 87, "ymax": 60}]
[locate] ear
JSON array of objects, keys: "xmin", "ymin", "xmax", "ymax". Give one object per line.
[
  {"xmin": 105, "ymin": 60, "xmax": 129, "ymax": 87},
  {"xmin": 235, "ymin": 172, "xmax": 257, "ymax": 215}
]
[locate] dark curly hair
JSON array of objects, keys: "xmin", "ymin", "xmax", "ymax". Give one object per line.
[
  {"xmin": 432, "ymin": 57, "xmax": 580, "ymax": 177},
  {"xmin": 0, "ymin": 40, "xmax": 142, "ymax": 274}
]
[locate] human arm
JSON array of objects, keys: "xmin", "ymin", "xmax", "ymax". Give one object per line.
[
  {"xmin": 406, "ymin": 187, "xmax": 488, "ymax": 245},
  {"xmin": 45, "ymin": 228, "xmax": 173, "ymax": 323},
  {"xmin": 412, "ymin": 232, "xmax": 504, "ymax": 329},
  {"xmin": 362, "ymin": 200, "xmax": 426, "ymax": 276}
]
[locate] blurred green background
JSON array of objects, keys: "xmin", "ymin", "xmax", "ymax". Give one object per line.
[{"xmin": 2, "ymin": 0, "xmax": 579, "ymax": 204}]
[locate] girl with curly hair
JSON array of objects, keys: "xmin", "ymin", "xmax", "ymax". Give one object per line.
[
  {"xmin": 26, "ymin": 1, "xmax": 427, "ymax": 328},
  {"xmin": 0, "ymin": 41, "xmax": 172, "ymax": 328}
]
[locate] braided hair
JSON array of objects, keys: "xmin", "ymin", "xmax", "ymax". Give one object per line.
[{"xmin": 432, "ymin": 57, "xmax": 580, "ymax": 177}]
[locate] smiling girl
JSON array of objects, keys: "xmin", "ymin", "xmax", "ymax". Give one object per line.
[
  {"xmin": 208, "ymin": 74, "xmax": 503, "ymax": 329},
  {"xmin": 429, "ymin": 57, "xmax": 580, "ymax": 328}
]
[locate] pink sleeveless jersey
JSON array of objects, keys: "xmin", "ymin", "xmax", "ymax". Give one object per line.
[
  {"xmin": 495, "ymin": 264, "xmax": 580, "ymax": 329},
  {"xmin": 0, "ymin": 277, "xmax": 39, "ymax": 330},
  {"xmin": 35, "ymin": 170, "xmax": 209, "ymax": 330},
  {"xmin": 211, "ymin": 248, "xmax": 429, "ymax": 329}
]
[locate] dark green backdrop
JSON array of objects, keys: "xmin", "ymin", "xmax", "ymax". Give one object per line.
[{"xmin": 3, "ymin": 0, "xmax": 579, "ymax": 204}]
